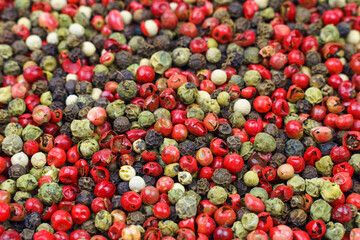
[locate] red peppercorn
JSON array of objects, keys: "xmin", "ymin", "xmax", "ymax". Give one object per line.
[
  {"xmin": 51, "ymin": 210, "xmax": 73, "ymax": 232},
  {"xmin": 47, "ymin": 147, "xmax": 66, "ymax": 167}
]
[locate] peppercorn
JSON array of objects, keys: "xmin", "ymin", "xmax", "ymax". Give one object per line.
[
  {"xmin": 301, "ymin": 165, "xmax": 318, "ymax": 179},
  {"xmin": 78, "ymin": 177, "xmax": 95, "ymax": 192},
  {"xmin": 178, "ymin": 141, "xmax": 196, "ymax": 156}
]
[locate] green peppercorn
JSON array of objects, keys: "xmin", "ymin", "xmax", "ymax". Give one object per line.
[
  {"xmin": 305, "ymin": 178, "xmax": 325, "ymax": 198},
  {"xmin": 175, "ymin": 196, "xmax": 197, "ymax": 219},
  {"xmin": 16, "ymin": 174, "xmax": 38, "ymax": 192},
  {"xmin": 201, "ymin": 99, "xmax": 221, "ymax": 115},
  {"xmin": 14, "ymin": 191, "xmax": 32, "ymax": 205},
  {"xmin": 22, "ymin": 124, "xmax": 43, "ymax": 142},
  {"xmin": 249, "ymin": 187, "xmax": 269, "ymax": 202},
  {"xmin": 0, "ymin": 86, "xmax": 12, "ymax": 104},
  {"xmin": 321, "ymin": 180, "xmax": 342, "ymax": 202},
  {"xmin": 349, "ymin": 154, "xmax": 360, "ymax": 175},
  {"xmin": 150, "ymin": 51, "xmax": 172, "ymax": 74},
  {"xmin": 168, "ymin": 188, "xmax": 184, "ymax": 205},
  {"xmin": 125, "ymin": 104, "xmax": 141, "ymax": 121},
  {"xmin": 4, "ymin": 123, "xmax": 23, "ymax": 137},
  {"xmin": 42, "ymin": 166, "xmax": 60, "ymax": 182},
  {"xmin": 232, "ymin": 221, "xmax": 249, "ymax": 239},
  {"xmin": 95, "ymin": 210, "xmax": 112, "ymax": 231},
  {"xmin": 243, "ymin": 171, "xmax": 259, "ymax": 187},
  {"xmin": 287, "ymin": 175, "xmax": 306, "ymax": 192},
  {"xmin": 187, "ymin": 107, "xmax": 204, "ymax": 121},
  {"xmin": 106, "ymin": 100, "xmax": 126, "ymax": 119},
  {"xmin": 40, "ymin": 91, "xmax": 53, "ymax": 106},
  {"xmin": 164, "ymin": 163, "xmax": 180, "ymax": 178},
  {"xmin": 324, "ymin": 221, "xmax": 345, "ymax": 240},
  {"xmin": 207, "ymin": 186, "xmax": 228, "ymax": 205},
  {"xmin": 36, "ymin": 223, "xmax": 54, "ymax": 234},
  {"xmin": 70, "ymin": 119, "xmax": 94, "ymax": 139},
  {"xmin": 38, "ymin": 182, "xmax": 63, "ymax": 205},
  {"xmin": 0, "ymin": 179, "xmax": 17, "ymax": 194},
  {"xmin": 77, "ymin": 137, "xmax": 99, "ymax": 159},
  {"xmin": 117, "ymin": 80, "xmax": 137, "ymax": 102},
  {"xmin": 315, "ymin": 156, "xmax": 334, "ymax": 177},
  {"xmin": 8, "ymin": 98, "xmax": 26, "ymax": 117},
  {"xmin": 206, "ymin": 47, "xmax": 222, "ymax": 63},
  {"xmin": 217, "ymin": 91, "xmax": 231, "ymax": 107},
  {"xmin": 183, "ymin": 190, "xmax": 201, "ymax": 205},
  {"xmin": 265, "ymin": 198, "xmax": 285, "ymax": 217},
  {"xmin": 172, "ymin": 48, "xmax": 190, "ymax": 67},
  {"xmin": 244, "ymin": 70, "xmax": 261, "ymax": 87},
  {"xmin": 228, "ymin": 111, "xmax": 246, "ymax": 128},
  {"xmin": 241, "ymin": 213, "xmax": 259, "ymax": 231},
  {"xmin": 154, "ymin": 108, "xmax": 171, "ymax": 121},
  {"xmin": 310, "ymin": 199, "xmax": 332, "ymax": 222},
  {"xmin": 159, "ymin": 220, "xmax": 179, "ymax": 237},
  {"xmin": 240, "ymin": 141, "xmax": 254, "ymax": 161},
  {"xmin": 138, "ymin": 111, "xmax": 156, "ymax": 128},
  {"xmin": 254, "ymin": 133, "xmax": 276, "ymax": 153},
  {"xmin": 177, "ymin": 82, "xmax": 198, "ymax": 105},
  {"xmin": 2, "ymin": 134, "xmax": 23, "ymax": 156},
  {"xmin": 305, "ymin": 87, "xmax": 323, "ymax": 105},
  {"xmin": 320, "ymin": 24, "xmax": 340, "ymax": 44}
]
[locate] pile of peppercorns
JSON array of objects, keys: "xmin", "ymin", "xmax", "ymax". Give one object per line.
[{"xmin": 0, "ymin": 0, "xmax": 360, "ymax": 239}]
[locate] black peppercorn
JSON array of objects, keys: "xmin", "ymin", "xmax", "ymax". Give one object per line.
[
  {"xmin": 52, "ymin": 87, "xmax": 68, "ymax": 102},
  {"xmin": 153, "ymin": 35, "xmax": 171, "ymax": 51},
  {"xmin": 20, "ymin": 229, "xmax": 34, "ymax": 240},
  {"xmin": 257, "ymin": 80, "xmax": 276, "ymax": 96},
  {"xmin": 263, "ymin": 123, "xmax": 279, "ymax": 138},
  {"xmin": 302, "ymin": 136, "xmax": 316, "ymax": 149},
  {"xmin": 337, "ymin": 22, "xmax": 351, "ymax": 38},
  {"xmin": 318, "ymin": 141, "xmax": 337, "ymax": 156},
  {"xmin": 269, "ymin": 152, "xmax": 287, "ymax": 169},
  {"xmin": 301, "ymin": 165, "xmax": 318, "ymax": 179},
  {"xmin": 306, "ymin": 22, "xmax": 322, "ymax": 36},
  {"xmin": 63, "ymin": 104, "xmax": 80, "ymax": 122},
  {"xmin": 24, "ymin": 212, "xmax": 41, "ymax": 230},
  {"xmin": 31, "ymin": 27, "xmax": 47, "ymax": 40},
  {"xmin": 117, "ymin": 182, "xmax": 130, "ymax": 196},
  {"xmin": 31, "ymin": 80, "xmax": 49, "ymax": 96},
  {"xmin": 92, "ymin": 34, "xmax": 107, "ymax": 51},
  {"xmin": 311, "ymin": 63, "xmax": 329, "ymax": 76},
  {"xmin": 194, "ymin": 136, "xmax": 209, "ymax": 150},
  {"xmin": 60, "ymin": 122, "xmax": 72, "ymax": 136},
  {"xmin": 11, "ymin": 40, "xmax": 28, "ymax": 55},
  {"xmin": 49, "ymin": 77, "xmax": 66, "ymax": 92},
  {"xmin": 76, "ymin": 190, "xmax": 94, "ymax": 207},
  {"xmin": 109, "ymin": 171, "xmax": 121, "ymax": 186},
  {"xmin": 42, "ymin": 44, "xmax": 57, "ymax": 56},
  {"xmin": 78, "ymin": 177, "xmax": 95, "ymax": 192},
  {"xmin": 272, "ymin": 72, "xmax": 287, "ymax": 88},
  {"xmin": 65, "ymin": 80, "xmax": 77, "ymax": 95},
  {"xmin": 133, "ymin": 162, "xmax": 144, "ymax": 176},
  {"xmin": 144, "ymin": 175, "xmax": 156, "ymax": 186},
  {"xmin": 176, "ymin": 36, "xmax": 192, "ymax": 48},
  {"xmin": 77, "ymin": 95, "xmax": 95, "ymax": 109},
  {"xmin": 145, "ymin": 129, "xmax": 163, "ymax": 149},
  {"xmin": 115, "ymin": 50, "xmax": 133, "ymax": 69}
]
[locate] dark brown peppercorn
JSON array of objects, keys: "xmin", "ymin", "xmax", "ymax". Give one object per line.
[
  {"xmin": 137, "ymin": 43, "xmax": 156, "ymax": 58},
  {"xmin": 247, "ymin": 152, "xmax": 268, "ymax": 168},
  {"xmin": 31, "ymin": 27, "xmax": 47, "ymax": 40},
  {"xmin": 263, "ymin": 123, "xmax": 279, "ymax": 138},
  {"xmin": 290, "ymin": 194, "xmax": 305, "ymax": 209},
  {"xmin": 60, "ymin": 122, "xmax": 72, "ymax": 136},
  {"xmin": 276, "ymin": 138, "xmax": 286, "ymax": 153},
  {"xmin": 306, "ymin": 22, "xmax": 322, "ymax": 36},
  {"xmin": 176, "ymin": 36, "xmax": 192, "ymax": 48},
  {"xmin": 11, "ymin": 40, "xmax": 28, "ymax": 55},
  {"xmin": 227, "ymin": 135, "xmax": 242, "ymax": 151},
  {"xmin": 288, "ymin": 209, "xmax": 307, "ymax": 227},
  {"xmin": 92, "ymin": 3, "xmax": 106, "ymax": 16},
  {"xmin": 8, "ymin": 164, "xmax": 26, "ymax": 180},
  {"xmin": 78, "ymin": 177, "xmax": 95, "ymax": 192},
  {"xmin": 296, "ymin": 100, "xmax": 313, "ymax": 114},
  {"xmin": 178, "ymin": 141, "xmax": 196, "ymax": 156},
  {"xmin": 115, "ymin": 50, "xmax": 133, "ymax": 69},
  {"xmin": 311, "ymin": 63, "xmax": 328, "ymax": 76},
  {"xmin": 153, "ymin": 35, "xmax": 171, "ymax": 51},
  {"xmin": 337, "ymin": 22, "xmax": 351, "ymax": 38},
  {"xmin": 145, "ymin": 129, "xmax": 163, "ymax": 149},
  {"xmin": 75, "ymin": 81, "xmax": 93, "ymax": 95},
  {"xmin": 109, "ymin": 171, "xmax": 121, "ymax": 186},
  {"xmin": 196, "ymin": 178, "xmax": 210, "ymax": 195},
  {"xmin": 269, "ymin": 152, "xmax": 287, "ymax": 169},
  {"xmin": 194, "ymin": 135, "xmax": 209, "ymax": 150},
  {"xmin": 113, "ymin": 116, "xmax": 131, "ymax": 133},
  {"xmin": 228, "ymin": 2, "xmax": 242, "ymax": 18},
  {"xmin": 305, "ymin": 51, "xmax": 322, "ymax": 67},
  {"xmin": 272, "ymin": 72, "xmax": 287, "ymax": 88},
  {"xmin": 301, "ymin": 165, "xmax": 318, "ymax": 179},
  {"xmin": 20, "ymin": 229, "xmax": 34, "ymax": 240},
  {"xmin": 30, "ymin": 50, "xmax": 44, "ymax": 64},
  {"xmin": 144, "ymin": 175, "xmax": 156, "ymax": 186},
  {"xmin": 94, "ymin": 98, "xmax": 110, "ymax": 109},
  {"xmin": 256, "ymin": 79, "xmax": 276, "ymax": 96},
  {"xmin": 31, "ymin": 80, "xmax": 48, "ymax": 96},
  {"xmin": 236, "ymin": 207, "xmax": 251, "ymax": 221},
  {"xmin": 63, "ymin": 104, "xmax": 80, "ymax": 122},
  {"xmin": 211, "ymin": 168, "xmax": 232, "ymax": 186},
  {"xmin": 81, "ymin": 220, "xmax": 97, "ymax": 236},
  {"xmin": 53, "ymin": 87, "xmax": 68, "ymax": 102},
  {"xmin": 344, "ymin": 44, "xmax": 357, "ymax": 61},
  {"xmin": 257, "ymin": 23, "xmax": 273, "ymax": 39},
  {"xmin": 223, "ymin": 52, "xmax": 243, "ymax": 69},
  {"xmin": 112, "ymin": 195, "xmax": 121, "ymax": 209},
  {"xmin": 42, "ymin": 44, "xmax": 57, "ymax": 56},
  {"xmin": 49, "ymin": 101, "xmax": 65, "ymax": 112},
  {"xmin": 126, "ymin": 211, "xmax": 145, "ymax": 225},
  {"xmin": 188, "ymin": 54, "xmax": 207, "ymax": 70},
  {"xmin": 92, "ymin": 34, "xmax": 107, "ymax": 52},
  {"xmin": 217, "ymin": 122, "xmax": 232, "ymax": 139},
  {"xmin": 92, "ymin": 72, "xmax": 109, "ymax": 89},
  {"xmin": 302, "ymin": 136, "xmax": 316, "ymax": 149}
]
